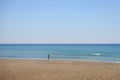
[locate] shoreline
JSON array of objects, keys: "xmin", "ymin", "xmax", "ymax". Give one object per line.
[
  {"xmin": 0, "ymin": 58, "xmax": 120, "ymax": 64},
  {"xmin": 0, "ymin": 59, "xmax": 120, "ymax": 80}
]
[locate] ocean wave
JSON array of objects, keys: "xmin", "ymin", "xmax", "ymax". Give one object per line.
[{"xmin": 92, "ymin": 53, "xmax": 101, "ymax": 56}]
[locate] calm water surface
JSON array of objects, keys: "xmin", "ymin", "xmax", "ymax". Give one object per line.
[{"xmin": 0, "ymin": 44, "xmax": 120, "ymax": 63}]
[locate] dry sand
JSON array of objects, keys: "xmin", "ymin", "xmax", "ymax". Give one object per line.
[{"xmin": 0, "ymin": 59, "xmax": 120, "ymax": 80}]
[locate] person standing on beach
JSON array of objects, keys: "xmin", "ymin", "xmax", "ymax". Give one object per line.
[{"xmin": 48, "ymin": 54, "xmax": 50, "ymax": 60}]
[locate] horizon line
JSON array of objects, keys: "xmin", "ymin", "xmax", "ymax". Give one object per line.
[{"xmin": 0, "ymin": 43, "xmax": 120, "ymax": 45}]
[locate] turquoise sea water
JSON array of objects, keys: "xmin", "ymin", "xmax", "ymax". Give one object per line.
[{"xmin": 0, "ymin": 44, "xmax": 120, "ymax": 63}]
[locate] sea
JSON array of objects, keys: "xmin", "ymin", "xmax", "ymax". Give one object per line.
[{"xmin": 0, "ymin": 44, "xmax": 120, "ymax": 63}]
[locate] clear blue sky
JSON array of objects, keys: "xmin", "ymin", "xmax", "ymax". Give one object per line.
[{"xmin": 0, "ymin": 0, "xmax": 120, "ymax": 44}]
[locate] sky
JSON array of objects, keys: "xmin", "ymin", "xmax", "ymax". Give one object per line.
[{"xmin": 0, "ymin": 0, "xmax": 120, "ymax": 44}]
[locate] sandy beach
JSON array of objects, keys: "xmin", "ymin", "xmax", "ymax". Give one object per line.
[{"xmin": 0, "ymin": 59, "xmax": 120, "ymax": 80}]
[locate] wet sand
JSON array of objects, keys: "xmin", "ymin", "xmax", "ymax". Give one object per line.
[{"xmin": 0, "ymin": 59, "xmax": 120, "ymax": 80}]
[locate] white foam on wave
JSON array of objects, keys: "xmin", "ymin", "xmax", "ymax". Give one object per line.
[
  {"xmin": 115, "ymin": 62, "xmax": 120, "ymax": 64},
  {"xmin": 93, "ymin": 53, "xmax": 101, "ymax": 56}
]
